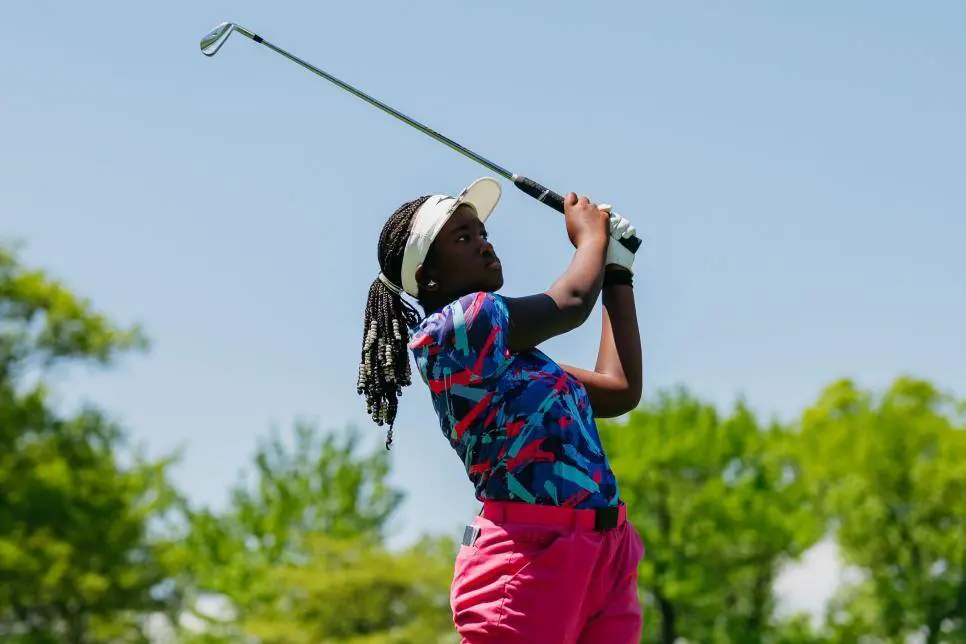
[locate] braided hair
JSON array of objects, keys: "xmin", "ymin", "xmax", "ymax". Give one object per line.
[{"xmin": 357, "ymin": 195, "xmax": 431, "ymax": 449}]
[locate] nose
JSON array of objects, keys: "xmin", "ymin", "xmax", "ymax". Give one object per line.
[{"xmin": 479, "ymin": 237, "xmax": 495, "ymax": 257}]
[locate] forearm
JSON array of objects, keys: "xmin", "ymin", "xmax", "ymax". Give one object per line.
[
  {"xmin": 562, "ymin": 275, "xmax": 642, "ymax": 417},
  {"xmin": 545, "ymin": 237, "xmax": 607, "ymax": 326},
  {"xmin": 597, "ymin": 280, "xmax": 642, "ymax": 397}
]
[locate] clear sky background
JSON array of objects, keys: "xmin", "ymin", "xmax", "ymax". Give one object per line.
[{"xmin": 4, "ymin": 0, "xmax": 964, "ymax": 618}]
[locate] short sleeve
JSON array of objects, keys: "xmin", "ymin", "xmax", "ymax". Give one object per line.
[{"xmin": 411, "ymin": 291, "xmax": 513, "ymax": 384}]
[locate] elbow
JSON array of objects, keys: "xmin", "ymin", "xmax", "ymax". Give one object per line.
[
  {"xmin": 610, "ymin": 389, "xmax": 642, "ymax": 417},
  {"xmin": 560, "ymin": 290, "xmax": 597, "ymax": 327},
  {"xmin": 624, "ymin": 374, "xmax": 643, "ymax": 412},
  {"xmin": 596, "ymin": 383, "xmax": 642, "ymax": 418},
  {"xmin": 618, "ymin": 374, "xmax": 644, "ymax": 414},
  {"xmin": 546, "ymin": 277, "xmax": 600, "ymax": 331},
  {"xmin": 623, "ymin": 387, "xmax": 643, "ymax": 414}
]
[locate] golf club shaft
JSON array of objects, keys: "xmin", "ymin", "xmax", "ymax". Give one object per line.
[
  {"xmin": 244, "ymin": 31, "xmax": 513, "ymax": 180},
  {"xmin": 224, "ymin": 26, "xmax": 641, "ymax": 253}
]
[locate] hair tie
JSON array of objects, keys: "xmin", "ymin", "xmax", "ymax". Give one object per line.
[{"xmin": 378, "ymin": 272, "xmax": 403, "ymax": 296}]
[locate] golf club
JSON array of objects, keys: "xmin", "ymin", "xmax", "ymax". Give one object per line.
[{"xmin": 199, "ymin": 21, "xmax": 641, "ymax": 253}]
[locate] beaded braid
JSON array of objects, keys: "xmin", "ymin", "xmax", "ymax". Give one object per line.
[{"xmin": 357, "ymin": 195, "xmax": 431, "ymax": 449}]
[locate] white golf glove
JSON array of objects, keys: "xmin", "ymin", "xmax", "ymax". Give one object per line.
[{"xmin": 599, "ymin": 204, "xmax": 638, "ymax": 274}]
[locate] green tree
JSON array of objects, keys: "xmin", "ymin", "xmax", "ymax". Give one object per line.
[
  {"xmin": 797, "ymin": 377, "xmax": 966, "ymax": 643},
  {"xmin": 598, "ymin": 387, "xmax": 823, "ymax": 644},
  {"xmin": 243, "ymin": 533, "xmax": 457, "ymax": 644},
  {"xmin": 0, "ymin": 242, "xmax": 183, "ymax": 642},
  {"xmin": 178, "ymin": 422, "xmax": 455, "ymax": 643}
]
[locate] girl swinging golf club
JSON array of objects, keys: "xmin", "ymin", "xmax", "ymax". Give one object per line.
[{"xmin": 357, "ymin": 177, "xmax": 645, "ymax": 643}]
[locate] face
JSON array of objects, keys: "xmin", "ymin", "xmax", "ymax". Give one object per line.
[{"xmin": 417, "ymin": 203, "xmax": 503, "ymax": 303}]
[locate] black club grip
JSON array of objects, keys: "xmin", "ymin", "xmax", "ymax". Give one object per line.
[
  {"xmin": 512, "ymin": 175, "xmax": 642, "ymax": 253},
  {"xmin": 513, "ymin": 175, "xmax": 567, "ymax": 214}
]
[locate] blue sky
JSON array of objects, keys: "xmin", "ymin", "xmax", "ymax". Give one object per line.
[{"xmin": 4, "ymin": 0, "xmax": 964, "ymax": 612}]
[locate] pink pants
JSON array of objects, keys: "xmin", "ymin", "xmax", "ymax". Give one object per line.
[{"xmin": 450, "ymin": 500, "xmax": 645, "ymax": 643}]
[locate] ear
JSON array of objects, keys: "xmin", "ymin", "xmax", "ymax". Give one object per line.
[{"xmin": 414, "ymin": 264, "xmax": 439, "ymax": 292}]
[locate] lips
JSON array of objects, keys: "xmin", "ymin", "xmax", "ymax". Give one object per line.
[{"xmin": 486, "ymin": 259, "xmax": 502, "ymax": 270}]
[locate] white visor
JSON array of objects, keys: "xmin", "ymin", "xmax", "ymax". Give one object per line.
[{"xmin": 400, "ymin": 177, "xmax": 502, "ymax": 297}]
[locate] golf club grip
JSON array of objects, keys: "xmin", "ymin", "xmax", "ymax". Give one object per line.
[{"xmin": 513, "ymin": 176, "xmax": 642, "ymax": 253}]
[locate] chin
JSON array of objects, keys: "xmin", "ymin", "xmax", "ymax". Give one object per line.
[{"xmin": 485, "ymin": 275, "xmax": 505, "ymax": 292}]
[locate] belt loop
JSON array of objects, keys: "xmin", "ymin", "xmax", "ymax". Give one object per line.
[{"xmin": 484, "ymin": 501, "xmax": 505, "ymax": 524}]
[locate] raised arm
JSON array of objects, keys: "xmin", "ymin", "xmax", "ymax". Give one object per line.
[
  {"xmin": 561, "ymin": 267, "xmax": 642, "ymax": 417},
  {"xmin": 560, "ymin": 210, "xmax": 643, "ymax": 417},
  {"xmin": 502, "ymin": 193, "xmax": 610, "ymax": 352}
]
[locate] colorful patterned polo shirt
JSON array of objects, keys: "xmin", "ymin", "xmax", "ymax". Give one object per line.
[{"xmin": 408, "ymin": 291, "xmax": 620, "ymax": 509}]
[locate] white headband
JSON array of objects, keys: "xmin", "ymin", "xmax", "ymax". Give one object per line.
[{"xmin": 396, "ymin": 177, "xmax": 502, "ymax": 298}]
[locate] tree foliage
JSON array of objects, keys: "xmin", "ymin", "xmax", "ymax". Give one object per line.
[
  {"xmin": 242, "ymin": 533, "xmax": 456, "ymax": 644},
  {"xmin": 178, "ymin": 423, "xmax": 402, "ymax": 613},
  {"xmin": 599, "ymin": 387, "xmax": 824, "ymax": 643},
  {"xmin": 4, "ymin": 241, "xmax": 966, "ymax": 643},
  {"xmin": 177, "ymin": 423, "xmax": 454, "ymax": 643},
  {"xmin": 797, "ymin": 377, "xmax": 966, "ymax": 643},
  {"xmin": 0, "ymin": 243, "xmax": 181, "ymax": 643}
]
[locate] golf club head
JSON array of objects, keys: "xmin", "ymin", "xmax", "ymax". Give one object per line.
[{"xmin": 200, "ymin": 22, "xmax": 236, "ymax": 57}]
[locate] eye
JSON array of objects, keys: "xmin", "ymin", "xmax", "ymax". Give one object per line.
[{"xmin": 455, "ymin": 227, "xmax": 487, "ymax": 243}]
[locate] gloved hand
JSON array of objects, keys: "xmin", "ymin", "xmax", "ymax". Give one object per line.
[{"xmin": 599, "ymin": 204, "xmax": 638, "ymax": 274}]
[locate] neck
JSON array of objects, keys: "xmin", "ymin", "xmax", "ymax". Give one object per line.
[
  {"xmin": 419, "ymin": 289, "xmax": 470, "ymax": 315},
  {"xmin": 418, "ymin": 294, "xmax": 451, "ymax": 315}
]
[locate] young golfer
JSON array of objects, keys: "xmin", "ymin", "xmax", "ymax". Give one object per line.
[{"xmin": 357, "ymin": 177, "xmax": 644, "ymax": 643}]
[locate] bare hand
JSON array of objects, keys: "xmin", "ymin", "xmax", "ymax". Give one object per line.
[{"xmin": 563, "ymin": 192, "xmax": 609, "ymax": 249}]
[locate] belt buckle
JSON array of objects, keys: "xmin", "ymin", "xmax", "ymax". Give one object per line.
[{"xmin": 594, "ymin": 506, "xmax": 619, "ymax": 531}]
